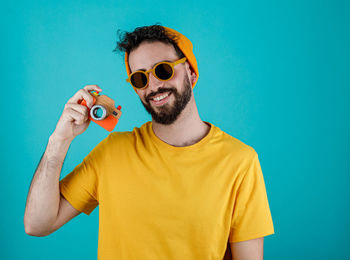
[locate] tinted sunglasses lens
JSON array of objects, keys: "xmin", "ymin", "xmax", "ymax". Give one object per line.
[
  {"xmin": 155, "ymin": 63, "xmax": 173, "ymax": 80},
  {"xmin": 131, "ymin": 72, "xmax": 148, "ymax": 88}
]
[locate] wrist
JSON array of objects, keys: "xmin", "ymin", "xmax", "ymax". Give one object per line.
[
  {"xmin": 49, "ymin": 133, "xmax": 74, "ymax": 144},
  {"xmin": 46, "ymin": 134, "xmax": 73, "ymax": 165}
]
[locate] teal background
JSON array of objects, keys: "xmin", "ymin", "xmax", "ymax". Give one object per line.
[{"xmin": 1, "ymin": 0, "xmax": 349, "ymax": 259}]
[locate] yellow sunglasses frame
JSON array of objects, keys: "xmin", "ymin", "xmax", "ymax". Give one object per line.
[{"xmin": 126, "ymin": 57, "xmax": 187, "ymax": 90}]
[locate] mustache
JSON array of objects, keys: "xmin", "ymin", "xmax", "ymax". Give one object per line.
[{"xmin": 147, "ymin": 87, "xmax": 175, "ymax": 100}]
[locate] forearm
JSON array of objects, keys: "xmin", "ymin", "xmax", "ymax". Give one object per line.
[{"xmin": 24, "ymin": 134, "xmax": 73, "ymax": 236}]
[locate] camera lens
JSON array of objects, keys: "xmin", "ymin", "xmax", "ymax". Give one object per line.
[{"xmin": 90, "ymin": 105, "xmax": 107, "ymax": 120}]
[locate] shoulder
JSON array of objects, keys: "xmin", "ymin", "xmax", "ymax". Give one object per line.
[
  {"xmin": 106, "ymin": 121, "xmax": 149, "ymax": 146},
  {"xmin": 211, "ymin": 123, "xmax": 258, "ymax": 161}
]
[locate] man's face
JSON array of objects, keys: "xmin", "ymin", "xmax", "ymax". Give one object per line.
[{"xmin": 128, "ymin": 41, "xmax": 193, "ymax": 125}]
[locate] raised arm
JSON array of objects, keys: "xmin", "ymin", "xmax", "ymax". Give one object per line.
[
  {"xmin": 24, "ymin": 85, "xmax": 102, "ymax": 236},
  {"xmin": 230, "ymin": 237, "xmax": 264, "ymax": 260}
]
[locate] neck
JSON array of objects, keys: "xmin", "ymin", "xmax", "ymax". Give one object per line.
[{"xmin": 151, "ymin": 94, "xmax": 211, "ymax": 147}]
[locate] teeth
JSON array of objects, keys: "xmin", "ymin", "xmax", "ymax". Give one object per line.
[{"xmin": 153, "ymin": 93, "xmax": 169, "ymax": 101}]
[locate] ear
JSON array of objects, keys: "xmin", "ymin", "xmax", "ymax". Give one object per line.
[{"xmin": 185, "ymin": 61, "xmax": 197, "ymax": 86}]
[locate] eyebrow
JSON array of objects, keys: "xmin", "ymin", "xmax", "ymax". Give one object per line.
[{"xmin": 136, "ymin": 59, "xmax": 173, "ymax": 72}]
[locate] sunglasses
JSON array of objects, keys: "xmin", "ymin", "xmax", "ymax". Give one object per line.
[{"xmin": 126, "ymin": 57, "xmax": 187, "ymax": 89}]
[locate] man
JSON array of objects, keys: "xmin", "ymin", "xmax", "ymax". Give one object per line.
[{"xmin": 24, "ymin": 25, "xmax": 274, "ymax": 260}]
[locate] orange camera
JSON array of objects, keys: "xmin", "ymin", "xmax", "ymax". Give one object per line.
[{"xmin": 79, "ymin": 90, "xmax": 122, "ymax": 132}]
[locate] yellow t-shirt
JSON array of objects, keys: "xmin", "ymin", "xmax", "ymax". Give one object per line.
[{"xmin": 59, "ymin": 121, "xmax": 274, "ymax": 259}]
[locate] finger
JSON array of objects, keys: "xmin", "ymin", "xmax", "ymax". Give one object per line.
[
  {"xmin": 65, "ymin": 107, "xmax": 88, "ymax": 125},
  {"xmin": 83, "ymin": 84, "xmax": 102, "ymax": 92},
  {"xmin": 66, "ymin": 103, "xmax": 89, "ymax": 116},
  {"xmin": 68, "ymin": 89, "xmax": 94, "ymax": 108}
]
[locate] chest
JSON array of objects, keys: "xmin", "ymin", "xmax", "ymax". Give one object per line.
[{"xmin": 99, "ymin": 157, "xmax": 238, "ymax": 235}]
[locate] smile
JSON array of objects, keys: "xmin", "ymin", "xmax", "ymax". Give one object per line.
[
  {"xmin": 152, "ymin": 92, "xmax": 170, "ymax": 101},
  {"xmin": 150, "ymin": 92, "xmax": 171, "ymax": 106}
]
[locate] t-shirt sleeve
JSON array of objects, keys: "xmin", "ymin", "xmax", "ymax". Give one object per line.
[
  {"xmin": 59, "ymin": 134, "xmax": 112, "ymax": 216},
  {"xmin": 229, "ymin": 150, "xmax": 275, "ymax": 243}
]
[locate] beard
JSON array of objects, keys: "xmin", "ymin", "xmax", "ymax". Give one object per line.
[{"xmin": 140, "ymin": 74, "xmax": 192, "ymax": 125}]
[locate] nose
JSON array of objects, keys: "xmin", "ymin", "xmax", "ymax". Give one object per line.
[{"xmin": 148, "ymin": 71, "xmax": 163, "ymax": 91}]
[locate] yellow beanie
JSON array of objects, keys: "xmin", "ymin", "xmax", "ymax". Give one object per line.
[{"xmin": 124, "ymin": 26, "xmax": 199, "ymax": 93}]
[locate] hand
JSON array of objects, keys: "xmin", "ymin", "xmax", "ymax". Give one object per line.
[{"xmin": 51, "ymin": 85, "xmax": 102, "ymax": 141}]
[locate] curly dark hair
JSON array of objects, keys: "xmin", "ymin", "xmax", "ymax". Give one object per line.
[{"xmin": 113, "ymin": 23, "xmax": 185, "ymax": 59}]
